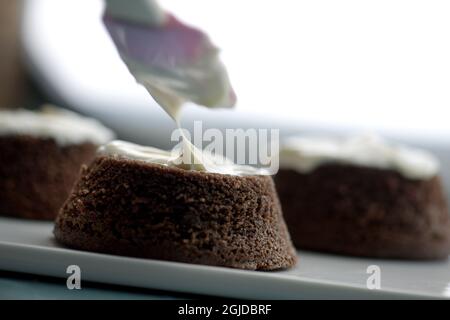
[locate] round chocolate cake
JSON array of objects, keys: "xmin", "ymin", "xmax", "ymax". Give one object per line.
[
  {"xmin": 54, "ymin": 141, "xmax": 297, "ymax": 270},
  {"xmin": 0, "ymin": 107, "xmax": 114, "ymax": 220},
  {"xmin": 275, "ymin": 135, "xmax": 450, "ymax": 260}
]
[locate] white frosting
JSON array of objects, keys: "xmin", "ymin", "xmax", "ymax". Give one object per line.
[
  {"xmin": 99, "ymin": 140, "xmax": 173, "ymax": 165},
  {"xmin": 98, "ymin": 140, "xmax": 264, "ymax": 176},
  {"xmin": 0, "ymin": 106, "xmax": 115, "ymax": 146},
  {"xmin": 279, "ymin": 134, "xmax": 439, "ymax": 180}
]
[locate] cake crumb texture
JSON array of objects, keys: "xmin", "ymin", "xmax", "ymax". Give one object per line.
[
  {"xmin": 275, "ymin": 165, "xmax": 450, "ymax": 260},
  {"xmin": 0, "ymin": 136, "xmax": 97, "ymax": 220},
  {"xmin": 55, "ymin": 156, "xmax": 297, "ymax": 270}
]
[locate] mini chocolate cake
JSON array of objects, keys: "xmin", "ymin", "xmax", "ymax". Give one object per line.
[
  {"xmin": 275, "ymin": 135, "xmax": 450, "ymax": 260},
  {"xmin": 0, "ymin": 107, "xmax": 114, "ymax": 220},
  {"xmin": 54, "ymin": 141, "xmax": 297, "ymax": 270}
]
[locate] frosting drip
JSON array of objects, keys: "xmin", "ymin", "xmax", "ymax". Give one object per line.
[
  {"xmin": 104, "ymin": 0, "xmax": 253, "ymax": 176},
  {"xmin": 98, "ymin": 140, "xmax": 264, "ymax": 176}
]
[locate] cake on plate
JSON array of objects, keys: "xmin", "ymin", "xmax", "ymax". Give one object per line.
[
  {"xmin": 275, "ymin": 134, "xmax": 450, "ymax": 260},
  {"xmin": 0, "ymin": 106, "xmax": 114, "ymax": 220},
  {"xmin": 54, "ymin": 140, "xmax": 297, "ymax": 270}
]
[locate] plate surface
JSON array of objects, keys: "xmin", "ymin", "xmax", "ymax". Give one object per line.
[{"xmin": 0, "ymin": 216, "xmax": 449, "ymax": 299}]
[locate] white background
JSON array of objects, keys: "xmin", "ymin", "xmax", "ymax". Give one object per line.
[
  {"xmin": 165, "ymin": 0, "xmax": 450, "ymax": 137},
  {"xmin": 23, "ymin": 0, "xmax": 450, "ymax": 143}
]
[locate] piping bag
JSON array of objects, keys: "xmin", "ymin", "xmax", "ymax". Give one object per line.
[
  {"xmin": 103, "ymin": 0, "xmax": 237, "ymax": 121},
  {"xmin": 102, "ymin": 0, "xmax": 259, "ymax": 175}
]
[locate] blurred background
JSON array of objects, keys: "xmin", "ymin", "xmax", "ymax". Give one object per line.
[
  {"xmin": 1, "ymin": 0, "xmax": 450, "ymax": 192},
  {"xmin": 0, "ymin": 0, "xmax": 29, "ymax": 107}
]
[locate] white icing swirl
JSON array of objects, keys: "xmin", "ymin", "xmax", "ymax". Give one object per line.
[
  {"xmin": 279, "ymin": 134, "xmax": 439, "ymax": 180},
  {"xmin": 98, "ymin": 140, "xmax": 264, "ymax": 176},
  {"xmin": 0, "ymin": 106, "xmax": 115, "ymax": 146}
]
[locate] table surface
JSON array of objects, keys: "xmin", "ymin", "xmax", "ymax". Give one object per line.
[
  {"xmin": 0, "ymin": 271, "xmax": 197, "ymax": 300},
  {"xmin": 3, "ymin": 214, "xmax": 450, "ymax": 300}
]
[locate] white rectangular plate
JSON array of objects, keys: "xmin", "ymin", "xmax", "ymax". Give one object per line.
[{"xmin": 1, "ymin": 216, "xmax": 449, "ymax": 299}]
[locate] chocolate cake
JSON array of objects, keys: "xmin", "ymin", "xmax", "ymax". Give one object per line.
[
  {"xmin": 54, "ymin": 141, "xmax": 297, "ymax": 270},
  {"xmin": 275, "ymin": 135, "xmax": 450, "ymax": 260},
  {"xmin": 0, "ymin": 107, "xmax": 114, "ymax": 220}
]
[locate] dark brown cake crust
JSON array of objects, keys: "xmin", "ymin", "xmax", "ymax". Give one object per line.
[
  {"xmin": 0, "ymin": 136, "xmax": 98, "ymax": 220},
  {"xmin": 275, "ymin": 165, "xmax": 450, "ymax": 260},
  {"xmin": 54, "ymin": 156, "xmax": 297, "ymax": 270}
]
